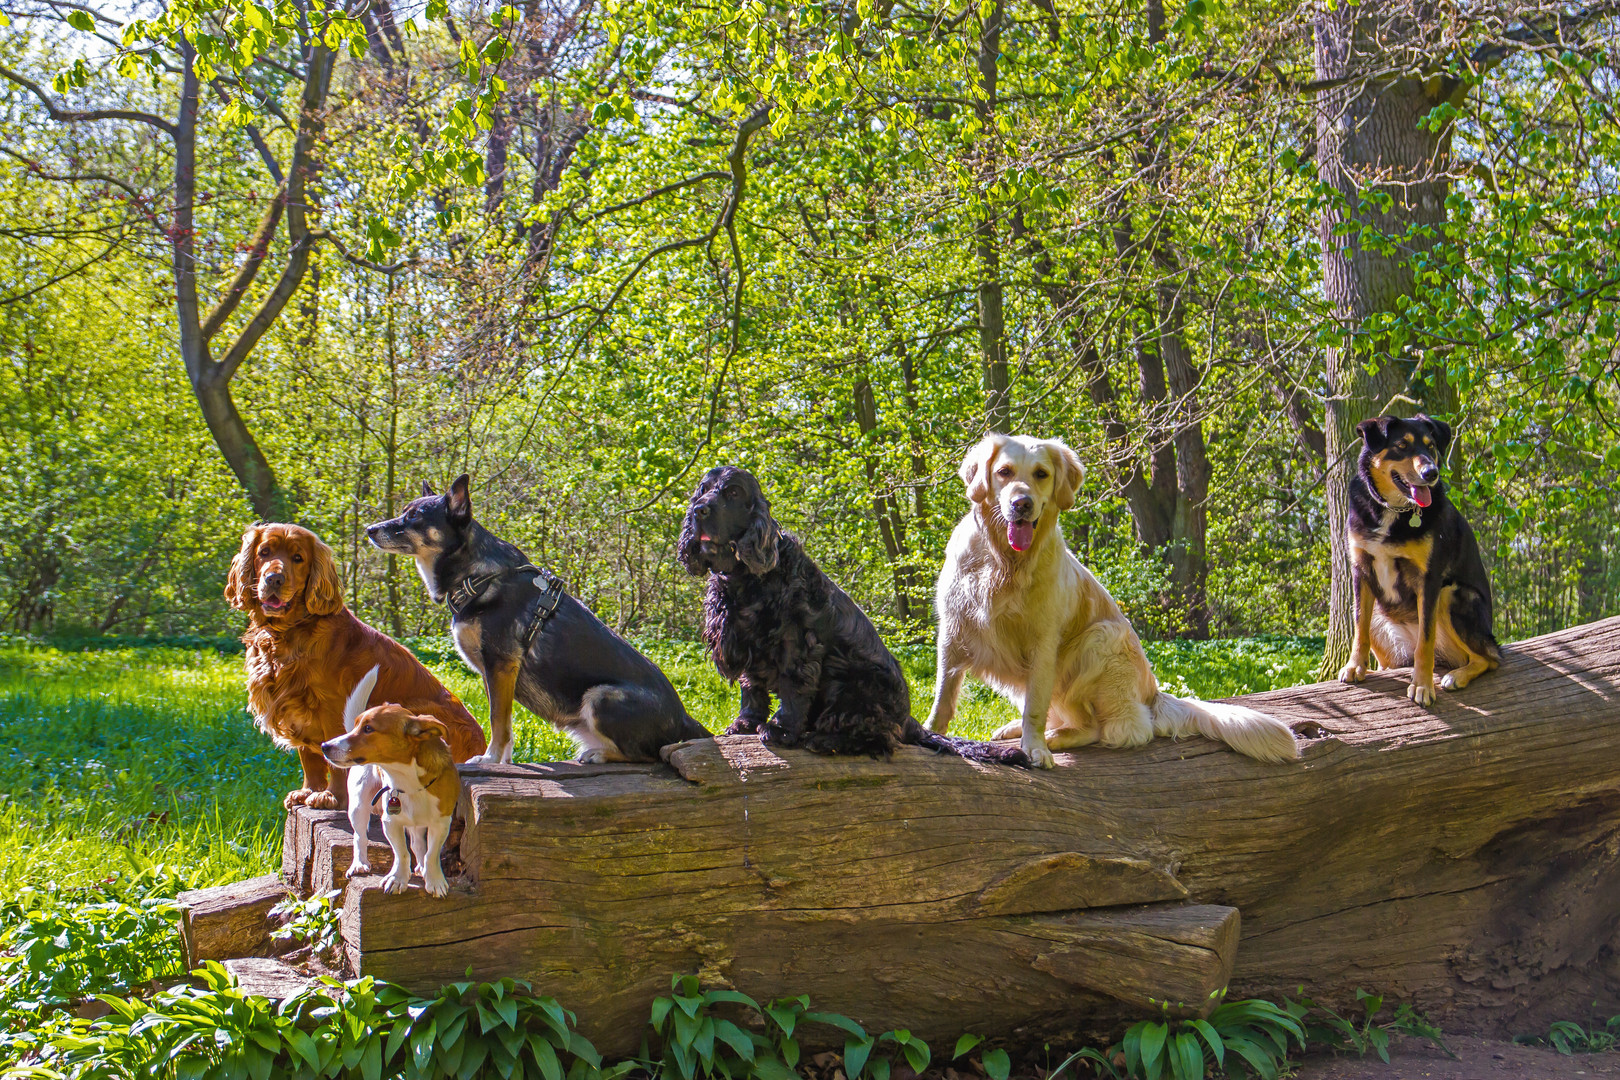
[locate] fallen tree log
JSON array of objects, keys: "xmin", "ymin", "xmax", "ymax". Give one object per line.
[{"xmin": 279, "ymin": 616, "xmax": 1620, "ymax": 1053}]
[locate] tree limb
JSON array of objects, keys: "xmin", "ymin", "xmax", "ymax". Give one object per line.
[{"xmin": 0, "ymin": 64, "xmax": 178, "ymax": 135}]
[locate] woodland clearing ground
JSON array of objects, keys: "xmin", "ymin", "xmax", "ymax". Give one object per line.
[{"xmin": 0, "ymin": 634, "xmax": 1322, "ymax": 895}]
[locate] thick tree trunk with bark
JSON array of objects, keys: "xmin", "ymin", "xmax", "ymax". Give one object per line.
[
  {"xmin": 275, "ymin": 617, "xmax": 1620, "ymax": 1053},
  {"xmin": 1314, "ymin": 0, "xmax": 1451, "ymax": 676}
]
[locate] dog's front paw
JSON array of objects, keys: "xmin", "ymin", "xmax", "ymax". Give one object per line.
[
  {"xmin": 350, "ymin": 860, "xmax": 372, "ymax": 876},
  {"xmin": 1439, "ymin": 671, "xmax": 1471, "ymax": 691},
  {"xmin": 1407, "ymin": 679, "xmax": 1436, "ymax": 707},
  {"xmin": 304, "ymin": 790, "xmax": 340, "ymax": 811},
  {"xmin": 723, "ymin": 715, "xmax": 763, "ymax": 736},
  {"xmin": 760, "ymin": 722, "xmax": 801, "ymax": 748},
  {"xmin": 284, "ymin": 788, "xmax": 316, "ymax": 809},
  {"xmin": 466, "ymin": 752, "xmax": 495, "ymax": 765},
  {"xmin": 422, "ymin": 869, "xmax": 450, "ymax": 898},
  {"xmin": 380, "ymin": 870, "xmax": 411, "ymax": 894},
  {"xmin": 1025, "ymin": 742, "xmax": 1056, "ymax": 770},
  {"xmin": 577, "ymin": 749, "xmax": 609, "ymax": 765},
  {"xmin": 1337, "ymin": 661, "xmax": 1367, "ymax": 683}
]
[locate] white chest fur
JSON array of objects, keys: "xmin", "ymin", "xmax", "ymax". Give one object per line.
[{"xmin": 374, "ymin": 761, "xmax": 445, "ymax": 828}]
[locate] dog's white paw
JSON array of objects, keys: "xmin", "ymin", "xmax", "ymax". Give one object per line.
[
  {"xmin": 577, "ymin": 749, "xmax": 609, "ymax": 765},
  {"xmin": 350, "ymin": 861, "xmax": 371, "ymax": 876},
  {"xmin": 1407, "ymin": 680, "xmax": 1436, "ymax": 707},
  {"xmin": 1025, "ymin": 743, "xmax": 1056, "ymax": 770},
  {"xmin": 1439, "ymin": 671, "xmax": 1469, "ymax": 691},
  {"xmin": 380, "ymin": 870, "xmax": 411, "ymax": 894},
  {"xmin": 465, "ymin": 753, "xmax": 495, "ymax": 765},
  {"xmin": 1337, "ymin": 661, "xmax": 1367, "ymax": 683},
  {"xmin": 422, "ymin": 870, "xmax": 450, "ymax": 898}
]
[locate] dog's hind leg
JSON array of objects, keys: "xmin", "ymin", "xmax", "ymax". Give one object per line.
[
  {"xmin": 573, "ymin": 684, "xmax": 673, "ymax": 763},
  {"xmin": 346, "ymin": 766, "xmax": 383, "ymax": 875},
  {"xmin": 1438, "ymin": 586, "xmax": 1500, "ymax": 691}
]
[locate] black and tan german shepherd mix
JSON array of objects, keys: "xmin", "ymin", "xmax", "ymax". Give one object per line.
[
  {"xmin": 1337, "ymin": 414, "xmax": 1501, "ymax": 706},
  {"xmin": 366, "ymin": 475, "xmax": 708, "ymax": 764}
]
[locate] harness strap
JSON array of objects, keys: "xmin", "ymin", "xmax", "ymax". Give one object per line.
[{"xmin": 444, "ymin": 563, "xmax": 567, "ymax": 654}]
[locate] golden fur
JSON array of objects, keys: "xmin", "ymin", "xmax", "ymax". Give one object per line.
[
  {"xmin": 924, "ymin": 434, "xmax": 1298, "ymax": 768},
  {"xmin": 226, "ymin": 523, "xmax": 486, "ymax": 810}
]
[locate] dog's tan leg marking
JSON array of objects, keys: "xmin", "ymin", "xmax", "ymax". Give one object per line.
[
  {"xmin": 1409, "ymin": 582, "xmax": 1439, "ymax": 707},
  {"xmin": 1045, "ymin": 726, "xmax": 1099, "ymax": 751},
  {"xmin": 474, "ymin": 659, "xmax": 520, "ymax": 765},
  {"xmin": 1437, "ymin": 592, "xmax": 1495, "ymax": 691},
  {"xmin": 287, "ymin": 747, "xmax": 330, "ymax": 809},
  {"xmin": 991, "ymin": 719, "xmax": 1024, "ymax": 741},
  {"xmin": 1338, "ymin": 577, "xmax": 1376, "ymax": 683}
]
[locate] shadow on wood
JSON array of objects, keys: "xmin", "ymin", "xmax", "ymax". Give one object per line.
[{"xmin": 270, "ymin": 617, "xmax": 1620, "ymax": 1053}]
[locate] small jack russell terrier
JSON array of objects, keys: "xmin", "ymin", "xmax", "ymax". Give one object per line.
[{"xmin": 321, "ymin": 666, "xmax": 462, "ymax": 897}]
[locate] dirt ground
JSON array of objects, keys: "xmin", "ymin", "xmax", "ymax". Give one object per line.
[{"xmin": 1292, "ymin": 1035, "xmax": 1620, "ymax": 1079}]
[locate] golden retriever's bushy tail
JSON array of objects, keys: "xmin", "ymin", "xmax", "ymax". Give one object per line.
[{"xmin": 1150, "ymin": 693, "xmax": 1298, "ymax": 763}]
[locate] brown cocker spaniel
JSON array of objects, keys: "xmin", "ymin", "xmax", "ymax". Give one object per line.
[{"xmin": 225, "ymin": 523, "xmax": 487, "ymax": 809}]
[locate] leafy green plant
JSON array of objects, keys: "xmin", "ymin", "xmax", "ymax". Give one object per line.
[
  {"xmin": 27, "ymin": 963, "xmax": 613, "ymax": 1080},
  {"xmin": 1047, "ymin": 993, "xmax": 1316, "ymax": 1080},
  {"xmin": 0, "ymin": 866, "xmax": 185, "ymax": 1021},
  {"xmin": 1516, "ymin": 1016, "xmax": 1620, "ymax": 1055},
  {"xmin": 270, "ymin": 889, "xmax": 343, "ymax": 961},
  {"xmin": 1296, "ymin": 989, "xmax": 1453, "ymax": 1062}
]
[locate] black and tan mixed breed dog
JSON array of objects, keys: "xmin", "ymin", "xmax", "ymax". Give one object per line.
[
  {"xmin": 681, "ymin": 465, "xmax": 1028, "ymax": 766},
  {"xmin": 1338, "ymin": 414, "xmax": 1501, "ymax": 706},
  {"xmin": 367, "ymin": 475, "xmax": 709, "ymax": 764}
]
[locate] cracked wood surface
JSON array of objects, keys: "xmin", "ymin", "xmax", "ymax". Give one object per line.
[{"xmin": 282, "ymin": 616, "xmax": 1620, "ymax": 1050}]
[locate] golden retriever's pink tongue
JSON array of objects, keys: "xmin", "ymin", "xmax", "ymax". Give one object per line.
[
  {"xmin": 1411, "ymin": 485, "xmax": 1433, "ymax": 508},
  {"xmin": 1008, "ymin": 521, "xmax": 1034, "ymax": 551}
]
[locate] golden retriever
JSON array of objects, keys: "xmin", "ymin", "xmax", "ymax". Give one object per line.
[
  {"xmin": 923, "ymin": 434, "xmax": 1298, "ymax": 769},
  {"xmin": 225, "ymin": 523, "xmax": 487, "ymax": 809}
]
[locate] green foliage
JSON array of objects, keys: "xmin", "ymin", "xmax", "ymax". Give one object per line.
[
  {"xmin": 0, "ymin": 867, "xmax": 185, "ymax": 1023},
  {"xmin": 1294, "ymin": 989, "xmax": 1453, "ymax": 1064},
  {"xmin": 269, "ymin": 890, "xmax": 343, "ymax": 962},
  {"xmin": 1516, "ymin": 1016, "xmax": 1620, "ymax": 1055}
]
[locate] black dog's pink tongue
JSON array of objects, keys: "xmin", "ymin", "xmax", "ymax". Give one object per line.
[
  {"xmin": 1411, "ymin": 485, "xmax": 1433, "ymax": 508},
  {"xmin": 1008, "ymin": 521, "xmax": 1035, "ymax": 551}
]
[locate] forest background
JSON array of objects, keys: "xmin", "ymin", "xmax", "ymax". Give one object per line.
[{"xmin": 2, "ymin": 0, "xmax": 1617, "ymax": 670}]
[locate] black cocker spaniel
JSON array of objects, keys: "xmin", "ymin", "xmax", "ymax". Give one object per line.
[{"xmin": 679, "ymin": 465, "xmax": 1028, "ymax": 766}]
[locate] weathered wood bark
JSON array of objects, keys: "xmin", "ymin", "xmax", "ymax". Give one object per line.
[
  {"xmin": 281, "ymin": 617, "xmax": 1620, "ymax": 1052},
  {"xmin": 178, "ymin": 874, "xmax": 289, "ymax": 967}
]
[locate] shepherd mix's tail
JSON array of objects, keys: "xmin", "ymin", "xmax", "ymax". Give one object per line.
[
  {"xmin": 1150, "ymin": 693, "xmax": 1298, "ymax": 763},
  {"xmin": 903, "ymin": 718, "xmax": 1031, "ymax": 766}
]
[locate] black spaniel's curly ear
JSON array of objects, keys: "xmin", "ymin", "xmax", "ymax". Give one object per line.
[
  {"xmin": 735, "ymin": 498, "xmax": 781, "ymax": 576},
  {"xmin": 1356, "ymin": 416, "xmax": 1391, "ymax": 451},
  {"xmin": 677, "ymin": 500, "xmax": 706, "ymax": 576},
  {"xmin": 1415, "ymin": 413, "xmax": 1452, "ymax": 456}
]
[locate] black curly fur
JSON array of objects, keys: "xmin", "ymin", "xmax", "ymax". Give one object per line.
[{"xmin": 680, "ymin": 466, "xmax": 1027, "ymax": 766}]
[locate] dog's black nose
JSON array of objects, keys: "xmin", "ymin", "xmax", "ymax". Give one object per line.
[
  {"xmin": 364, "ymin": 524, "xmax": 380, "ymax": 538},
  {"xmin": 1418, "ymin": 462, "xmax": 1440, "ymax": 483},
  {"xmin": 696, "ymin": 503, "xmax": 711, "ymax": 519},
  {"xmin": 1011, "ymin": 495, "xmax": 1034, "ymax": 518}
]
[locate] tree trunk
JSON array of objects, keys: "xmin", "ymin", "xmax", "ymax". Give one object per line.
[
  {"xmin": 974, "ymin": 0, "xmax": 1010, "ymax": 432},
  {"xmin": 1314, "ymin": 0, "xmax": 1451, "ymax": 675},
  {"xmin": 853, "ymin": 374, "xmax": 915, "ymax": 621},
  {"xmin": 279, "ymin": 617, "xmax": 1620, "ymax": 1052}
]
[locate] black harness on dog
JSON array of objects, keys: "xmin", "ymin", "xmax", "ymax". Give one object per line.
[{"xmin": 445, "ymin": 564, "xmax": 566, "ymax": 653}]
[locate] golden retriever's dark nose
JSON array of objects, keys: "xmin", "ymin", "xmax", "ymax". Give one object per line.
[{"xmin": 1011, "ymin": 495, "xmax": 1034, "ymax": 518}]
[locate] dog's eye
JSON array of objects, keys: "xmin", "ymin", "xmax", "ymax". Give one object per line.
[
  {"xmin": 724, "ymin": 486, "xmax": 739, "ymax": 498},
  {"xmin": 1033, "ymin": 468, "xmax": 1049, "ymax": 480},
  {"xmin": 996, "ymin": 466, "xmax": 1015, "ymax": 478},
  {"xmin": 362, "ymin": 723, "xmax": 373, "ymax": 733},
  {"xmin": 291, "ymin": 553, "xmax": 303, "ymax": 563},
  {"xmin": 258, "ymin": 548, "xmax": 271, "ymax": 559}
]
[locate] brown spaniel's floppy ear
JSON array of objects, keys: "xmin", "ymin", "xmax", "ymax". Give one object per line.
[
  {"xmin": 224, "ymin": 526, "xmax": 261, "ymax": 611},
  {"xmin": 735, "ymin": 496, "xmax": 781, "ymax": 576},
  {"xmin": 1355, "ymin": 416, "xmax": 1392, "ymax": 451},
  {"xmin": 303, "ymin": 533, "xmax": 346, "ymax": 616},
  {"xmin": 405, "ymin": 716, "xmax": 450, "ymax": 743},
  {"xmin": 1048, "ymin": 439, "xmax": 1085, "ymax": 511},
  {"xmin": 960, "ymin": 435, "xmax": 1005, "ymax": 505}
]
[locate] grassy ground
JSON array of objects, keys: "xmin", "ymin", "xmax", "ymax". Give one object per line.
[{"xmin": 0, "ymin": 633, "xmax": 1324, "ymax": 896}]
